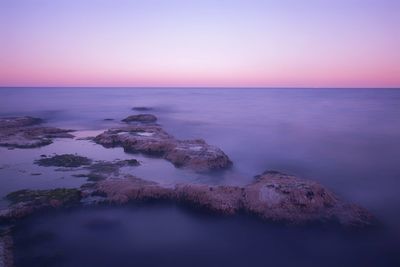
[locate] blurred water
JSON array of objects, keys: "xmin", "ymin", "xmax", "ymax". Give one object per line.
[
  {"xmin": 1, "ymin": 88, "xmax": 400, "ymax": 266},
  {"xmin": 13, "ymin": 204, "xmax": 400, "ymax": 267}
]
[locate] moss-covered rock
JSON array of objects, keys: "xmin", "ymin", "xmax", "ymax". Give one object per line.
[
  {"xmin": 35, "ymin": 154, "xmax": 92, "ymax": 167},
  {"xmin": 89, "ymin": 159, "xmax": 139, "ymax": 172},
  {"xmin": 6, "ymin": 188, "xmax": 81, "ymax": 206}
]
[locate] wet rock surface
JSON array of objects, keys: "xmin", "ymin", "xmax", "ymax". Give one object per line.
[
  {"xmin": 73, "ymin": 159, "xmax": 140, "ymax": 182},
  {"xmin": 0, "ymin": 116, "xmax": 74, "ymax": 149},
  {"xmin": 90, "ymin": 171, "xmax": 375, "ymax": 227},
  {"xmin": 1, "ymin": 189, "xmax": 81, "ymax": 222},
  {"xmin": 95, "ymin": 115, "xmax": 232, "ymax": 171},
  {"xmin": 241, "ymin": 171, "xmax": 374, "ymax": 226},
  {"xmin": 34, "ymin": 154, "xmax": 92, "ymax": 168},
  {"xmin": 122, "ymin": 114, "xmax": 157, "ymax": 123},
  {"xmin": 6, "ymin": 188, "xmax": 81, "ymax": 206},
  {"xmin": 34, "ymin": 154, "xmax": 140, "ymax": 182}
]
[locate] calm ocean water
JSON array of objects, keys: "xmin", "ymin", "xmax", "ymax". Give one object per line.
[{"xmin": 1, "ymin": 87, "xmax": 400, "ymax": 266}]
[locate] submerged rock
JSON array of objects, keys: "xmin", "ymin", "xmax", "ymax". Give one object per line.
[
  {"xmin": 34, "ymin": 154, "xmax": 92, "ymax": 168},
  {"xmin": 6, "ymin": 188, "xmax": 81, "ymax": 206},
  {"xmin": 132, "ymin": 107, "xmax": 153, "ymax": 111},
  {"xmin": 122, "ymin": 114, "xmax": 157, "ymax": 123},
  {"xmin": 1, "ymin": 188, "xmax": 82, "ymax": 222},
  {"xmin": 92, "ymin": 171, "xmax": 375, "ymax": 227},
  {"xmin": 0, "ymin": 116, "xmax": 74, "ymax": 149},
  {"xmin": 88, "ymin": 159, "xmax": 140, "ymax": 172},
  {"xmin": 0, "ymin": 116, "xmax": 42, "ymax": 128},
  {"xmin": 73, "ymin": 159, "xmax": 141, "ymax": 182},
  {"xmin": 94, "ymin": 124, "xmax": 232, "ymax": 171},
  {"xmin": 0, "ymin": 227, "xmax": 13, "ymax": 267},
  {"xmin": 34, "ymin": 155, "xmax": 140, "ymax": 182}
]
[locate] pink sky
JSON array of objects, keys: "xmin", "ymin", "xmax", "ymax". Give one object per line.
[{"xmin": 1, "ymin": 0, "xmax": 399, "ymax": 88}]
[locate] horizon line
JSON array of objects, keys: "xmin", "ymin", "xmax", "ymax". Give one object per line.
[{"xmin": 1, "ymin": 86, "xmax": 400, "ymax": 89}]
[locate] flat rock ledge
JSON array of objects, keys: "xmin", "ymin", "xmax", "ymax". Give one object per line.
[
  {"xmin": 0, "ymin": 171, "xmax": 375, "ymax": 228},
  {"xmin": 0, "ymin": 116, "xmax": 74, "ymax": 149},
  {"xmin": 94, "ymin": 121, "xmax": 232, "ymax": 172}
]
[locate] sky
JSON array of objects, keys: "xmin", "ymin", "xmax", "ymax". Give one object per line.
[{"xmin": 0, "ymin": 0, "xmax": 399, "ymax": 88}]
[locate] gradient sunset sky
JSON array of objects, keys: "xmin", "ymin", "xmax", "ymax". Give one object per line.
[{"xmin": 1, "ymin": 0, "xmax": 399, "ymax": 88}]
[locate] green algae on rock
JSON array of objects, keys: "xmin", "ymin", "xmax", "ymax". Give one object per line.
[
  {"xmin": 6, "ymin": 188, "xmax": 82, "ymax": 206},
  {"xmin": 34, "ymin": 154, "xmax": 92, "ymax": 168}
]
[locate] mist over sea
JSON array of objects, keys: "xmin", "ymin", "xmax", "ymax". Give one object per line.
[{"xmin": 1, "ymin": 87, "xmax": 400, "ymax": 266}]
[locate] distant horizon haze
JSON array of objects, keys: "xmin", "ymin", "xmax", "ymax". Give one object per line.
[{"xmin": 1, "ymin": 0, "xmax": 399, "ymax": 88}]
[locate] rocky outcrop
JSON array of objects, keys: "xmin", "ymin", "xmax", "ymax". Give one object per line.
[
  {"xmin": 94, "ymin": 123, "xmax": 232, "ymax": 171},
  {"xmin": 0, "ymin": 116, "xmax": 74, "ymax": 149},
  {"xmin": 0, "ymin": 171, "xmax": 375, "ymax": 227},
  {"xmin": 91, "ymin": 171, "xmax": 375, "ymax": 227},
  {"xmin": 122, "ymin": 114, "xmax": 157, "ymax": 123},
  {"xmin": 240, "ymin": 171, "xmax": 373, "ymax": 226}
]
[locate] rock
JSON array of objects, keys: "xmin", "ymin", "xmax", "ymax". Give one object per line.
[
  {"xmin": 35, "ymin": 156, "xmax": 140, "ymax": 182},
  {"xmin": 0, "ymin": 227, "xmax": 13, "ymax": 267},
  {"xmin": 94, "ymin": 125, "xmax": 232, "ymax": 171},
  {"xmin": 76, "ymin": 159, "xmax": 140, "ymax": 182},
  {"xmin": 122, "ymin": 114, "xmax": 157, "ymax": 123},
  {"xmin": 165, "ymin": 139, "xmax": 232, "ymax": 171},
  {"xmin": 1, "ymin": 188, "xmax": 82, "ymax": 221},
  {"xmin": 241, "ymin": 171, "xmax": 374, "ymax": 226},
  {"xmin": 0, "ymin": 116, "xmax": 42, "ymax": 129},
  {"xmin": 0, "ymin": 189, "xmax": 80, "ymax": 223},
  {"xmin": 87, "ymin": 159, "xmax": 140, "ymax": 174},
  {"xmin": 92, "ymin": 171, "xmax": 375, "ymax": 227},
  {"xmin": 6, "ymin": 188, "xmax": 81, "ymax": 206},
  {"xmin": 94, "ymin": 176, "xmax": 173, "ymax": 204},
  {"xmin": 175, "ymin": 184, "xmax": 243, "ymax": 214},
  {"xmin": 132, "ymin": 107, "xmax": 153, "ymax": 111},
  {"xmin": 34, "ymin": 154, "xmax": 92, "ymax": 167},
  {"xmin": 0, "ymin": 116, "xmax": 74, "ymax": 149},
  {"xmin": 0, "ymin": 171, "xmax": 375, "ymax": 228}
]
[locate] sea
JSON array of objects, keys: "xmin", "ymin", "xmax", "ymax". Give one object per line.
[{"xmin": 1, "ymin": 87, "xmax": 399, "ymax": 266}]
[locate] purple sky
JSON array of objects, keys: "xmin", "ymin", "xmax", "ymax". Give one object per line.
[{"xmin": 1, "ymin": 0, "xmax": 399, "ymax": 87}]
